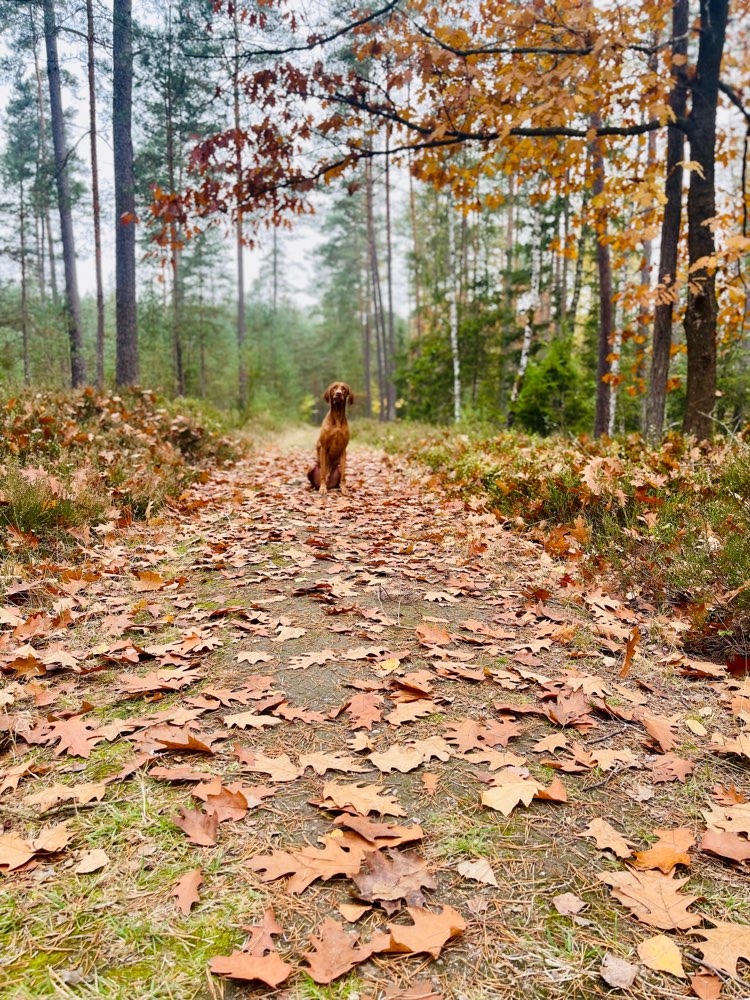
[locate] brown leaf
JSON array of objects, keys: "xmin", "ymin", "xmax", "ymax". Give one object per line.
[
  {"xmin": 343, "ymin": 693, "xmax": 384, "ymax": 730},
  {"xmin": 24, "ymin": 781, "xmax": 106, "ymax": 812},
  {"xmin": 45, "ymin": 716, "xmax": 106, "ymax": 758},
  {"xmin": 701, "ymin": 827, "xmax": 750, "ymax": 865},
  {"xmin": 599, "ymin": 952, "xmax": 638, "ymax": 989},
  {"xmin": 581, "ymin": 818, "xmax": 633, "ymax": 858},
  {"xmin": 209, "ymin": 950, "xmax": 293, "ymax": 987},
  {"xmin": 599, "ymin": 870, "xmax": 701, "ymax": 930},
  {"xmin": 172, "ymin": 806, "xmax": 219, "ymax": 846},
  {"xmin": 301, "ymin": 917, "xmax": 389, "ymax": 984},
  {"xmin": 637, "ymin": 934, "xmax": 686, "ymax": 978},
  {"xmin": 633, "ymin": 828, "xmax": 694, "ymax": 873},
  {"xmin": 481, "ymin": 769, "xmax": 543, "ymax": 816},
  {"xmin": 552, "ymin": 892, "xmax": 586, "ymax": 915},
  {"xmin": 133, "ymin": 570, "xmax": 165, "ymax": 592},
  {"xmin": 691, "ymin": 921, "xmax": 750, "ymax": 978},
  {"xmin": 332, "ymin": 814, "xmax": 424, "ymax": 849},
  {"xmin": 234, "ymin": 747, "xmax": 301, "ymax": 782},
  {"xmin": 689, "ymin": 972, "xmax": 723, "ymax": 999},
  {"xmin": 386, "ymin": 905, "xmax": 466, "ymax": 958},
  {"xmin": 647, "ymin": 753, "xmax": 694, "ymax": 783},
  {"xmin": 457, "ymin": 859, "xmax": 498, "ymax": 886},
  {"xmin": 299, "ymin": 751, "xmax": 369, "ymax": 775},
  {"xmin": 172, "ymin": 869, "xmax": 204, "ymax": 914},
  {"xmin": 320, "ymin": 780, "xmax": 405, "ymax": 817},
  {"xmin": 74, "ymin": 848, "xmax": 110, "ymax": 873},
  {"xmin": 0, "ymin": 821, "xmax": 72, "ymax": 871},
  {"xmin": 246, "ymin": 837, "xmax": 368, "ymax": 894},
  {"xmin": 639, "ymin": 712, "xmax": 679, "ymax": 752},
  {"xmin": 353, "ymin": 849, "xmax": 436, "ymax": 907},
  {"xmin": 223, "ymin": 710, "xmax": 283, "ymax": 730},
  {"xmin": 192, "ymin": 780, "xmax": 249, "ymax": 822},
  {"xmin": 415, "ymin": 623, "xmax": 451, "ymax": 646}
]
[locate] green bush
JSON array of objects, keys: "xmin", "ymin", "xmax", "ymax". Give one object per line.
[{"xmin": 511, "ymin": 338, "xmax": 593, "ymax": 435}]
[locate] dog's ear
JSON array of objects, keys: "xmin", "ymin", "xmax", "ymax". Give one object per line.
[
  {"xmin": 323, "ymin": 386, "xmax": 332, "ymax": 403},
  {"xmin": 348, "ymin": 391, "xmax": 355, "ymax": 406}
]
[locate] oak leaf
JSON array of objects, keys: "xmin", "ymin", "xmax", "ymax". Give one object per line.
[
  {"xmin": 691, "ymin": 922, "xmax": 750, "ymax": 978},
  {"xmin": 24, "ymin": 781, "xmax": 106, "ymax": 811},
  {"xmin": 172, "ymin": 869, "xmax": 204, "ymax": 914},
  {"xmin": 581, "ymin": 818, "xmax": 633, "ymax": 858},
  {"xmin": 343, "ymin": 693, "xmax": 384, "ymax": 730},
  {"xmin": 209, "ymin": 950, "xmax": 293, "ymax": 987},
  {"xmin": 386, "ymin": 905, "xmax": 466, "ymax": 958},
  {"xmin": 332, "ymin": 814, "xmax": 424, "ymax": 848},
  {"xmin": 234, "ymin": 747, "xmax": 301, "ymax": 782},
  {"xmin": 599, "ymin": 870, "xmax": 701, "ymax": 930},
  {"xmin": 647, "ymin": 753, "xmax": 694, "ymax": 783},
  {"xmin": 632, "ymin": 828, "xmax": 694, "ymax": 873},
  {"xmin": 298, "ymin": 751, "xmax": 368, "ymax": 775},
  {"xmin": 246, "ymin": 837, "xmax": 368, "ymax": 894},
  {"xmin": 45, "ymin": 717, "xmax": 106, "ymax": 758},
  {"xmin": 457, "ymin": 859, "xmax": 498, "ymax": 886},
  {"xmin": 74, "ymin": 848, "xmax": 109, "ymax": 873},
  {"xmin": 701, "ymin": 828, "xmax": 750, "ymax": 865},
  {"xmin": 320, "ymin": 780, "xmax": 406, "ymax": 817},
  {"xmin": 599, "ymin": 952, "xmax": 638, "ymax": 989},
  {"xmin": 302, "ymin": 918, "xmax": 390, "ymax": 984},
  {"xmin": 353, "ymin": 849, "xmax": 436, "ymax": 907},
  {"xmin": 172, "ymin": 806, "xmax": 218, "ymax": 846},
  {"xmin": 223, "ymin": 710, "xmax": 283, "ymax": 730},
  {"xmin": 481, "ymin": 769, "xmax": 543, "ymax": 816}
]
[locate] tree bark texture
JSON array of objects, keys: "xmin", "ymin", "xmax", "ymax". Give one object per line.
[
  {"xmin": 682, "ymin": 0, "xmax": 728, "ymax": 438},
  {"xmin": 113, "ymin": 0, "xmax": 139, "ymax": 385},
  {"xmin": 43, "ymin": 0, "xmax": 87, "ymax": 387},
  {"xmin": 86, "ymin": 0, "xmax": 106, "ymax": 389},
  {"xmin": 590, "ymin": 125, "xmax": 612, "ymax": 438},
  {"xmin": 644, "ymin": 0, "xmax": 689, "ymax": 441}
]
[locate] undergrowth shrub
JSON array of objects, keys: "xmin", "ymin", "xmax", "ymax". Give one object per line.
[{"xmin": 0, "ymin": 388, "xmax": 239, "ymax": 553}]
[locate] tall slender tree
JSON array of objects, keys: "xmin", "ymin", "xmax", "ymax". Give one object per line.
[
  {"xmin": 113, "ymin": 0, "xmax": 139, "ymax": 385},
  {"xmin": 43, "ymin": 0, "xmax": 86, "ymax": 387},
  {"xmin": 86, "ymin": 0, "xmax": 106, "ymax": 389}
]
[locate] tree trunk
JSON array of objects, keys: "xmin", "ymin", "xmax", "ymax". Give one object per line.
[
  {"xmin": 590, "ymin": 123, "xmax": 613, "ymax": 438},
  {"xmin": 508, "ymin": 210, "xmax": 542, "ymax": 422},
  {"xmin": 43, "ymin": 0, "xmax": 87, "ymax": 388},
  {"xmin": 384, "ymin": 120, "xmax": 397, "ymax": 420},
  {"xmin": 644, "ymin": 0, "xmax": 689, "ymax": 441},
  {"xmin": 682, "ymin": 0, "xmax": 728, "ymax": 438},
  {"xmin": 408, "ymin": 154, "xmax": 423, "ymax": 347},
  {"xmin": 504, "ymin": 174, "xmax": 515, "ymax": 310},
  {"xmin": 608, "ymin": 277, "xmax": 622, "ymax": 436},
  {"xmin": 165, "ymin": 3, "xmax": 185, "ymax": 397},
  {"xmin": 30, "ymin": 9, "xmax": 56, "ymax": 305},
  {"xmin": 20, "ymin": 180, "xmax": 30, "ymax": 384},
  {"xmin": 233, "ymin": 7, "xmax": 248, "ymax": 411},
  {"xmin": 447, "ymin": 196, "xmax": 462, "ymax": 423},
  {"xmin": 366, "ymin": 158, "xmax": 387, "ymax": 419},
  {"xmin": 113, "ymin": 0, "xmax": 139, "ymax": 385},
  {"xmin": 86, "ymin": 0, "xmax": 106, "ymax": 389}
]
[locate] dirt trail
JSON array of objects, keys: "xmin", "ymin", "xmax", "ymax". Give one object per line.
[{"xmin": 1, "ymin": 441, "xmax": 748, "ymax": 999}]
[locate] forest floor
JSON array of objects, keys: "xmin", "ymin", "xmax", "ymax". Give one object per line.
[{"xmin": 1, "ymin": 431, "xmax": 750, "ymax": 1000}]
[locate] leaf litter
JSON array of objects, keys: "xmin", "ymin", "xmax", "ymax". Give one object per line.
[{"xmin": 1, "ymin": 443, "xmax": 750, "ymax": 996}]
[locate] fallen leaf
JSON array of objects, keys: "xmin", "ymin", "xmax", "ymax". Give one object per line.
[
  {"xmin": 633, "ymin": 828, "xmax": 694, "ymax": 873},
  {"xmin": 599, "ymin": 870, "xmax": 701, "ymax": 930},
  {"xmin": 172, "ymin": 869, "xmax": 204, "ymax": 914},
  {"xmin": 553, "ymin": 892, "xmax": 585, "ymax": 915},
  {"xmin": 209, "ymin": 950, "xmax": 293, "ymax": 987},
  {"xmin": 320, "ymin": 780, "xmax": 406, "ymax": 817},
  {"xmin": 691, "ymin": 921, "xmax": 750, "ymax": 978},
  {"xmin": 457, "ymin": 859, "xmax": 498, "ymax": 886},
  {"xmin": 74, "ymin": 848, "xmax": 109, "ymax": 874},
  {"xmin": 600, "ymin": 952, "xmax": 638, "ymax": 989},
  {"xmin": 689, "ymin": 972, "xmax": 722, "ymax": 999},
  {"xmin": 386, "ymin": 905, "xmax": 466, "ymax": 958},
  {"xmin": 301, "ymin": 917, "xmax": 389, "ymax": 983},
  {"xmin": 353, "ymin": 849, "xmax": 436, "ymax": 907},
  {"xmin": 172, "ymin": 806, "xmax": 219, "ymax": 847},
  {"xmin": 480, "ymin": 769, "xmax": 543, "ymax": 816},
  {"xmin": 580, "ymin": 818, "xmax": 633, "ymax": 859},
  {"xmin": 637, "ymin": 934, "xmax": 686, "ymax": 978}
]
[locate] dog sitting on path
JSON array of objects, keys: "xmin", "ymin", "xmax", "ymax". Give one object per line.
[{"xmin": 307, "ymin": 382, "xmax": 354, "ymax": 494}]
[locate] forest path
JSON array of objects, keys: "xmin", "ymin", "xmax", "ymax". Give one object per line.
[{"xmin": 2, "ymin": 441, "xmax": 748, "ymax": 999}]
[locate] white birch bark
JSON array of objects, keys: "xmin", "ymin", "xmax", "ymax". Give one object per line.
[{"xmin": 447, "ymin": 196, "xmax": 461, "ymax": 423}]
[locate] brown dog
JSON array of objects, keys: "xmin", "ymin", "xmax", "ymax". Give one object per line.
[{"xmin": 307, "ymin": 382, "xmax": 354, "ymax": 494}]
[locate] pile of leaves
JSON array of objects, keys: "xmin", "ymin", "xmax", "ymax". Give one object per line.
[
  {"xmin": 0, "ymin": 388, "xmax": 237, "ymax": 549},
  {"xmin": 367, "ymin": 424, "xmax": 750, "ymax": 658}
]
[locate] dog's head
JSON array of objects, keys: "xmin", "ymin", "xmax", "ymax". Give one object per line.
[{"xmin": 324, "ymin": 382, "xmax": 354, "ymax": 409}]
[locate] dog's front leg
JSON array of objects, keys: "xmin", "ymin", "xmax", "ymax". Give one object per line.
[
  {"xmin": 339, "ymin": 451, "xmax": 348, "ymax": 494},
  {"xmin": 318, "ymin": 445, "xmax": 329, "ymax": 496}
]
